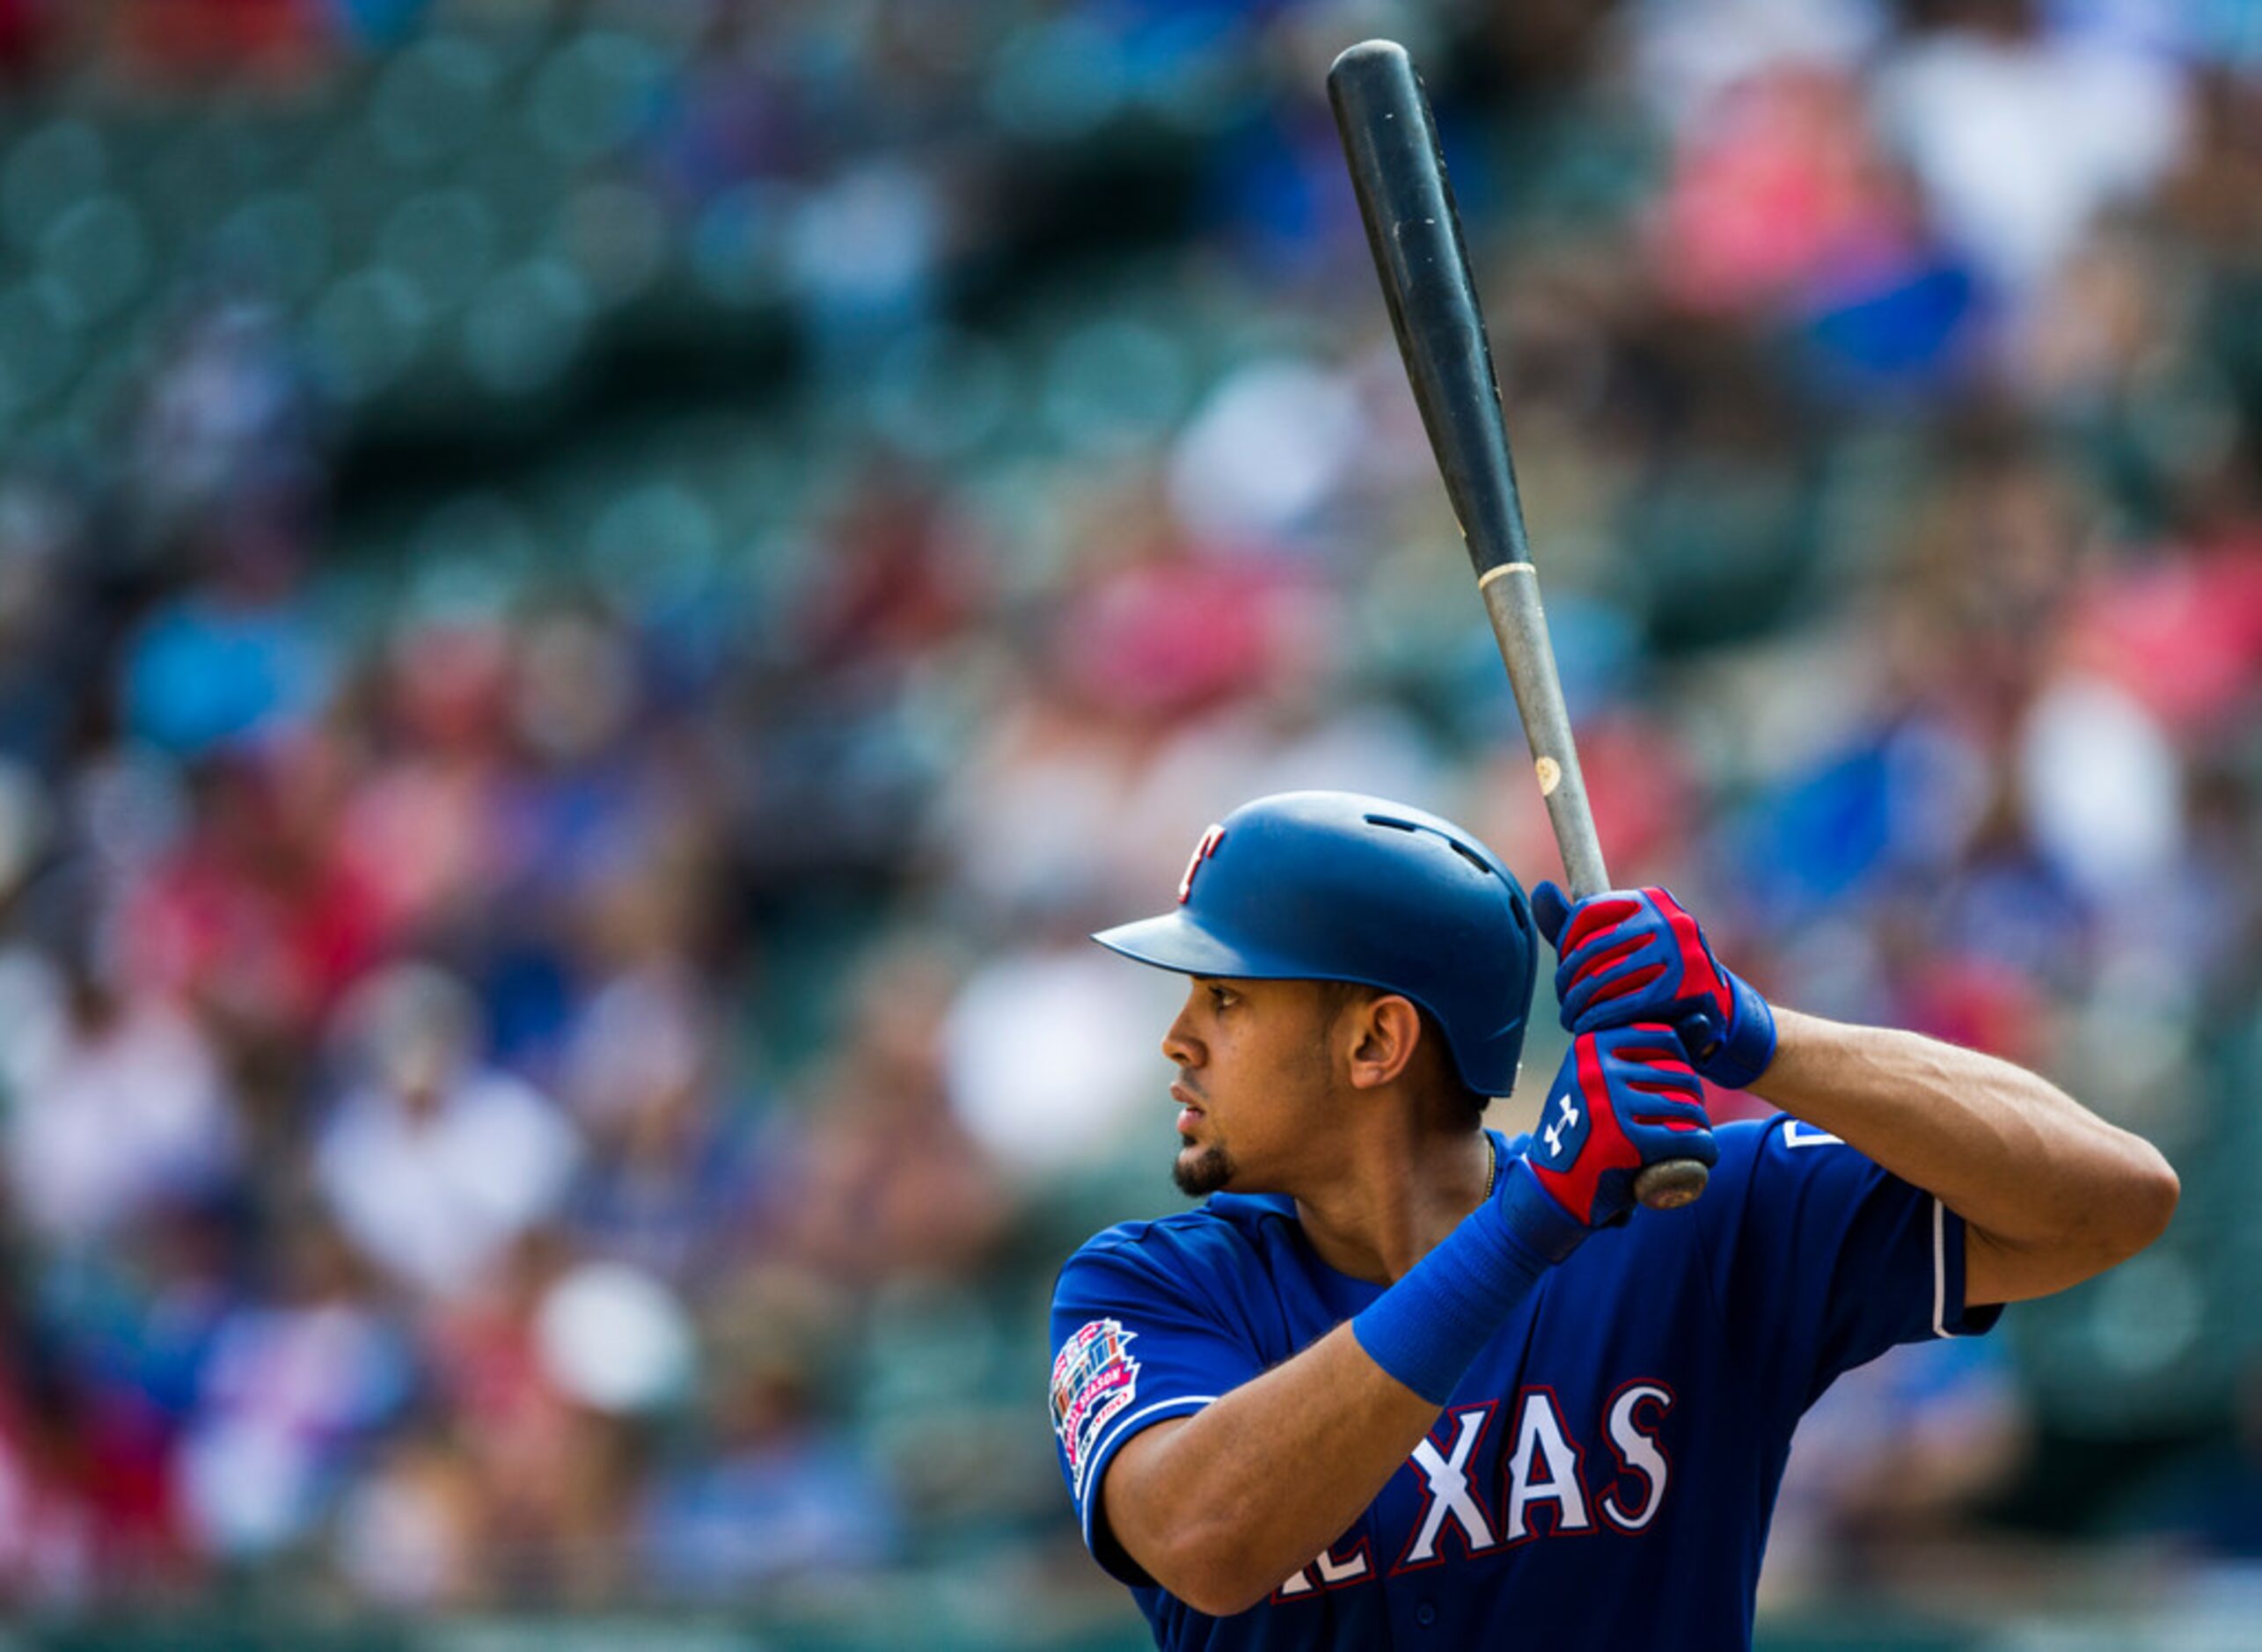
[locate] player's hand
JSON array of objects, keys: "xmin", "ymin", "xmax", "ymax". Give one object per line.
[
  {"xmin": 1531, "ymin": 882, "xmax": 1777, "ymax": 1088},
  {"xmin": 1498, "ymin": 1025, "xmax": 1717, "ymax": 1249}
]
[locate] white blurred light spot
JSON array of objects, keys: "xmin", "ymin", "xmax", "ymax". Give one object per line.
[
  {"xmin": 537, "ymin": 1261, "xmax": 696, "ymax": 1415},
  {"xmin": 1168, "ymin": 359, "xmax": 1361, "ymax": 540},
  {"xmin": 942, "ymin": 947, "xmax": 1177, "ymax": 1181},
  {"xmin": 2018, "ymin": 672, "xmax": 2182, "ymax": 895},
  {"xmin": 784, "ymin": 163, "xmax": 941, "ymax": 324}
]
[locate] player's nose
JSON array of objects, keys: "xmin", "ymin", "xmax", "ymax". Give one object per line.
[{"xmin": 1161, "ymin": 1002, "xmax": 1202, "ymax": 1069}]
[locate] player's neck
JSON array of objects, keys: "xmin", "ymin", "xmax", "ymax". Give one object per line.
[{"xmin": 1291, "ymin": 1120, "xmax": 1492, "ymax": 1284}]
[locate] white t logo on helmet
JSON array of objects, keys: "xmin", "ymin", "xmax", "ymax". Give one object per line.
[{"xmin": 1176, "ymin": 824, "xmax": 1226, "ymax": 904}]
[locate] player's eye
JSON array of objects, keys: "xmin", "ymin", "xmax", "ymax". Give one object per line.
[{"xmin": 1207, "ymin": 984, "xmax": 1236, "ymax": 1012}]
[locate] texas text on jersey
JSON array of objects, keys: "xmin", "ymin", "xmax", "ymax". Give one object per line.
[{"xmin": 1050, "ymin": 1119, "xmax": 1998, "ymax": 1650}]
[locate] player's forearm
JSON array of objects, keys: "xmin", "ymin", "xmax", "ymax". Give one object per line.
[
  {"xmin": 1752, "ymin": 1007, "xmax": 2178, "ymax": 1301},
  {"xmin": 1105, "ymin": 1156, "xmax": 1594, "ymax": 1615},
  {"xmin": 1102, "ymin": 1321, "xmax": 1439, "ymax": 1616}
]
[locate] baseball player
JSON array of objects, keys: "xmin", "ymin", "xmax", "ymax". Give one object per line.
[{"xmin": 1048, "ymin": 790, "xmax": 2177, "ymax": 1648}]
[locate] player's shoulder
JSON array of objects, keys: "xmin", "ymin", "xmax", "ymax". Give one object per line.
[
  {"xmin": 1692, "ymin": 1112, "xmax": 1880, "ymax": 1213},
  {"xmin": 1717, "ymin": 1112, "xmax": 1859, "ymax": 1164},
  {"xmin": 1053, "ymin": 1195, "xmax": 1316, "ymax": 1367},
  {"xmin": 1054, "ymin": 1193, "xmax": 1310, "ymax": 1314},
  {"xmin": 1065, "ymin": 1192, "xmax": 1299, "ymax": 1274}
]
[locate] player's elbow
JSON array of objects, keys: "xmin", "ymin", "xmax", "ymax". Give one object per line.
[
  {"xmin": 1166, "ymin": 1575, "xmax": 1266, "ymax": 1619},
  {"xmin": 1158, "ymin": 1549, "xmax": 1279, "ymax": 1619},
  {"xmin": 1104, "ymin": 1429, "xmax": 1296, "ymax": 1616},
  {"xmin": 2068, "ymin": 1133, "xmax": 2179, "ymax": 1276},
  {"xmin": 2109, "ymin": 1138, "xmax": 2178, "ymax": 1258},
  {"xmin": 1133, "ymin": 1523, "xmax": 1281, "ymax": 1618},
  {"xmin": 1972, "ymin": 1134, "xmax": 2179, "ymax": 1305}
]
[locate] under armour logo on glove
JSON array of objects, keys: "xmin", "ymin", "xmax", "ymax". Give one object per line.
[
  {"xmin": 1531, "ymin": 883, "xmax": 1777, "ymax": 1089},
  {"xmin": 1521, "ymin": 1025, "xmax": 1716, "ymax": 1232},
  {"xmin": 1541, "ymin": 1091, "xmax": 1584, "ymax": 1162}
]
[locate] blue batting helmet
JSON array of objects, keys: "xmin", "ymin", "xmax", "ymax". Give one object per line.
[{"xmin": 1092, "ymin": 791, "xmax": 1537, "ymax": 1096}]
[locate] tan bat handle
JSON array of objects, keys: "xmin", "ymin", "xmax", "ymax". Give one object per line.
[{"xmin": 1478, "ymin": 564, "xmax": 1709, "ymax": 1213}]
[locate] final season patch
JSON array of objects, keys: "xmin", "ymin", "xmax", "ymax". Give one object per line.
[{"xmin": 1052, "ymin": 1318, "xmax": 1140, "ymax": 1491}]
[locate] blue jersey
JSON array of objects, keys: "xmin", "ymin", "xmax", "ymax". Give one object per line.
[{"xmin": 1047, "ymin": 1116, "xmax": 2002, "ymax": 1650}]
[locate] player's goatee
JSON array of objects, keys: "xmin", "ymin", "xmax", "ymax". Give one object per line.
[{"xmin": 1174, "ymin": 1143, "xmax": 1235, "ymax": 1197}]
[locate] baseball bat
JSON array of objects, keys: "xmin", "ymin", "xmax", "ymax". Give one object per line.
[{"xmin": 1328, "ymin": 39, "xmax": 1707, "ymax": 1211}]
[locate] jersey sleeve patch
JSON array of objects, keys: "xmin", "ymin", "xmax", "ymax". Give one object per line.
[{"xmin": 1051, "ymin": 1318, "xmax": 1141, "ymax": 1489}]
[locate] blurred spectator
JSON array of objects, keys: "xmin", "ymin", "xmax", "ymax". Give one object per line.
[
  {"xmin": 331, "ymin": 1416, "xmax": 485, "ymax": 1608},
  {"xmin": 126, "ymin": 298, "xmax": 319, "ymax": 558},
  {"xmin": 122, "ymin": 579, "xmax": 333, "ymax": 760},
  {"xmin": 331, "ymin": 609, "xmax": 516, "ymax": 945},
  {"xmin": 560, "ymin": 954, "xmax": 762, "ymax": 1290},
  {"xmin": 0, "ymin": 1356, "xmax": 99, "ymax": 1605},
  {"xmin": 527, "ymin": 1259, "xmax": 694, "ymax": 1604},
  {"xmin": 0, "ymin": 946, "xmax": 238, "ymax": 1249},
  {"xmin": 1872, "ymin": 0, "xmax": 2191, "ymax": 297},
  {"xmin": 123, "ymin": 744, "xmax": 387, "ymax": 1042},
  {"xmin": 0, "ymin": 476, "xmax": 99, "ymax": 774},
  {"xmin": 1761, "ymin": 1336, "xmax": 2031, "ymax": 1607},
  {"xmin": 786, "ymin": 939, "xmax": 1015, "ymax": 1285},
  {"xmin": 313, "ymin": 963, "xmax": 580, "ymax": 1303},
  {"xmin": 172, "ymin": 1211, "xmax": 411, "ymax": 1563},
  {"xmin": 639, "ymin": 1268, "xmax": 899, "ymax": 1599},
  {"xmin": 414, "ymin": 1236, "xmax": 688, "ymax": 1604}
]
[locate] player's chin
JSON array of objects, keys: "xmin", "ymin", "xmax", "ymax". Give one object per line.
[{"xmin": 1172, "ymin": 1141, "xmax": 1235, "ymax": 1197}]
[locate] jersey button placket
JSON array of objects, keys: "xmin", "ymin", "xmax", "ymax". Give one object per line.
[{"xmin": 1415, "ymin": 1602, "xmax": 1437, "ymax": 1628}]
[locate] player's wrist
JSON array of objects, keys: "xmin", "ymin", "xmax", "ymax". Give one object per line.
[
  {"xmin": 1492, "ymin": 1159, "xmax": 1591, "ymax": 1263},
  {"xmin": 1697, "ymin": 971, "xmax": 1775, "ymax": 1088}
]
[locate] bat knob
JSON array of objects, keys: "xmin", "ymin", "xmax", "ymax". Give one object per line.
[{"xmin": 1634, "ymin": 1158, "xmax": 1709, "ymax": 1211}]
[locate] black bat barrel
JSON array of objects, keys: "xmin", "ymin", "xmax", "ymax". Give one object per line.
[{"xmin": 1327, "ymin": 40, "xmax": 1533, "ymax": 580}]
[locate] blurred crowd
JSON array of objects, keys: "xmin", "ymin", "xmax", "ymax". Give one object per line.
[{"xmin": 0, "ymin": 0, "xmax": 2258, "ymax": 1634}]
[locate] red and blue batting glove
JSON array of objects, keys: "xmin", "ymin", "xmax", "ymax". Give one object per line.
[
  {"xmin": 1503, "ymin": 1024, "xmax": 1717, "ymax": 1243},
  {"xmin": 1356, "ymin": 1025, "xmax": 1714, "ymax": 1400},
  {"xmin": 1531, "ymin": 882, "xmax": 1778, "ymax": 1089}
]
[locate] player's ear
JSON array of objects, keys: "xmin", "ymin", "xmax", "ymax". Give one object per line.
[{"xmin": 1343, "ymin": 993, "xmax": 1423, "ymax": 1092}]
